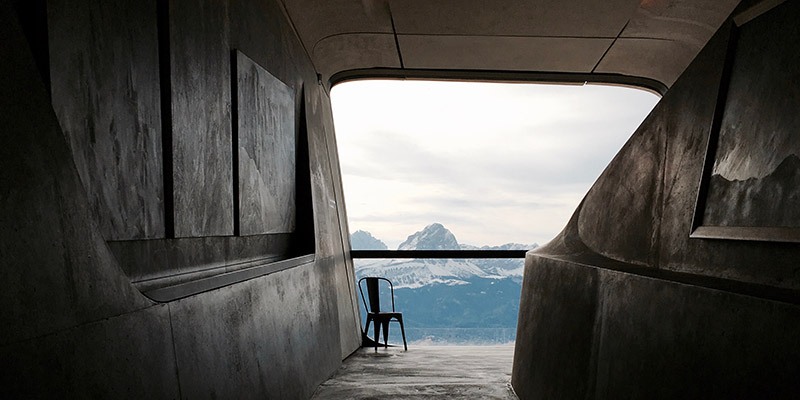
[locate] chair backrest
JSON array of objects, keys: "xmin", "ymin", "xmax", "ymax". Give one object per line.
[{"xmin": 358, "ymin": 277, "xmax": 395, "ymax": 314}]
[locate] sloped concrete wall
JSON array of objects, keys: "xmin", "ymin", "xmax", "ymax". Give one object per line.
[
  {"xmin": 513, "ymin": 4, "xmax": 800, "ymax": 399},
  {"xmin": 1, "ymin": 0, "xmax": 360, "ymax": 397}
]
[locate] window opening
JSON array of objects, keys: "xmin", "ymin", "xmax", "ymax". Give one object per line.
[{"xmin": 331, "ymin": 79, "xmax": 660, "ymax": 345}]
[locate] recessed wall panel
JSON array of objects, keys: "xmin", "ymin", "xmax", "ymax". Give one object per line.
[
  {"xmin": 235, "ymin": 51, "xmax": 296, "ymax": 235},
  {"xmin": 697, "ymin": 1, "xmax": 800, "ymax": 240},
  {"xmin": 48, "ymin": 0, "xmax": 164, "ymax": 240},
  {"xmin": 170, "ymin": 0, "xmax": 233, "ymax": 237}
]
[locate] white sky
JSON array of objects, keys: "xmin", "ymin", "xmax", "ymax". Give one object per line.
[{"xmin": 330, "ymin": 80, "xmax": 660, "ymax": 249}]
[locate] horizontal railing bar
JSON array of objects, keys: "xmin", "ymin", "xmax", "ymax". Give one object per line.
[{"xmin": 350, "ymin": 250, "xmax": 528, "ymax": 259}]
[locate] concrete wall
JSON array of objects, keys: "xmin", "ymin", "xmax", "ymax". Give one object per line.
[
  {"xmin": 1, "ymin": 0, "xmax": 360, "ymax": 397},
  {"xmin": 512, "ymin": 3, "xmax": 800, "ymax": 398}
]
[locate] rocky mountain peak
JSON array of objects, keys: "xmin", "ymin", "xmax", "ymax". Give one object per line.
[
  {"xmin": 398, "ymin": 223, "xmax": 460, "ymax": 250},
  {"xmin": 350, "ymin": 230, "xmax": 388, "ymax": 250}
]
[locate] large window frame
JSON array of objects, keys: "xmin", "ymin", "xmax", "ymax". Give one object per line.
[{"xmin": 332, "ymin": 69, "xmax": 665, "ymax": 263}]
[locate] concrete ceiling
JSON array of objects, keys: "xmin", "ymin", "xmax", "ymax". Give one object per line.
[{"xmin": 282, "ymin": 0, "xmax": 741, "ymax": 89}]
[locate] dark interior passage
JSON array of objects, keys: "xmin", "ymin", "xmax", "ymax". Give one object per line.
[{"xmin": 2, "ymin": 0, "xmax": 798, "ymax": 398}]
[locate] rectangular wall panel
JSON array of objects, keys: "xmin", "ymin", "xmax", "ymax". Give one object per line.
[
  {"xmin": 696, "ymin": 0, "xmax": 800, "ymax": 241},
  {"xmin": 235, "ymin": 51, "xmax": 296, "ymax": 235},
  {"xmin": 169, "ymin": 0, "xmax": 233, "ymax": 237},
  {"xmin": 48, "ymin": 0, "xmax": 164, "ymax": 240}
]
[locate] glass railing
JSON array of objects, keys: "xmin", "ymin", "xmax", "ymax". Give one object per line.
[{"xmin": 352, "ymin": 251, "xmax": 527, "ymax": 346}]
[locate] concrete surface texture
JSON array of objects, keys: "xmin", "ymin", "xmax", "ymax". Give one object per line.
[
  {"xmin": 512, "ymin": 1, "xmax": 800, "ymax": 398},
  {"xmin": 169, "ymin": 0, "xmax": 234, "ymax": 238},
  {"xmin": 7, "ymin": 0, "xmax": 800, "ymax": 398},
  {"xmin": 1, "ymin": 0, "xmax": 360, "ymax": 397},
  {"xmin": 235, "ymin": 50, "xmax": 297, "ymax": 236},
  {"xmin": 283, "ymin": 0, "xmax": 739, "ymax": 86},
  {"xmin": 48, "ymin": 0, "xmax": 165, "ymax": 240},
  {"xmin": 313, "ymin": 346, "xmax": 518, "ymax": 399}
]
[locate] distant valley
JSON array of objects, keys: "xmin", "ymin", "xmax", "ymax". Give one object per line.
[{"xmin": 351, "ymin": 223, "xmax": 537, "ymax": 345}]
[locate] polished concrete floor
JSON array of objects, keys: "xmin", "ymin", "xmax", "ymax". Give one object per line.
[{"xmin": 311, "ymin": 345, "xmax": 518, "ymax": 399}]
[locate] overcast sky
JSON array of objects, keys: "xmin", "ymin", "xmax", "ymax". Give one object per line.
[{"xmin": 330, "ymin": 80, "xmax": 660, "ymax": 249}]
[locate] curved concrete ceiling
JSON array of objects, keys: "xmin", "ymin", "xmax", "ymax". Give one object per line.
[{"xmin": 281, "ymin": 0, "xmax": 741, "ymax": 89}]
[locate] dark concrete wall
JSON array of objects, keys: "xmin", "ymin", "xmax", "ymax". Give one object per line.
[
  {"xmin": 235, "ymin": 50, "xmax": 297, "ymax": 236},
  {"xmin": 48, "ymin": 0, "xmax": 165, "ymax": 240},
  {"xmin": 169, "ymin": 0, "xmax": 234, "ymax": 238},
  {"xmin": 513, "ymin": 3, "xmax": 800, "ymax": 398},
  {"xmin": 1, "ymin": 0, "xmax": 360, "ymax": 397}
]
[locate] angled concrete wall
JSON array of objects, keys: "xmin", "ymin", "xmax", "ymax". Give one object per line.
[
  {"xmin": 512, "ymin": 3, "xmax": 800, "ymax": 398},
  {"xmin": 1, "ymin": 0, "xmax": 360, "ymax": 397}
]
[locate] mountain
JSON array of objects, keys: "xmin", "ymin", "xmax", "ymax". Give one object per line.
[
  {"xmin": 351, "ymin": 224, "xmax": 538, "ymax": 344},
  {"xmin": 350, "ymin": 229, "xmax": 388, "ymax": 250},
  {"xmin": 355, "ymin": 258, "xmax": 486, "ymax": 289},
  {"xmin": 460, "ymin": 242, "xmax": 536, "ymax": 277},
  {"xmin": 352, "ymin": 223, "xmax": 537, "ymax": 288},
  {"xmin": 398, "ymin": 223, "xmax": 460, "ymax": 250},
  {"xmin": 395, "ymin": 277, "xmax": 522, "ymax": 328}
]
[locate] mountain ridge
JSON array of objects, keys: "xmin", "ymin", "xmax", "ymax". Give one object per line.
[
  {"xmin": 351, "ymin": 223, "xmax": 537, "ymax": 344},
  {"xmin": 352, "ymin": 223, "xmax": 537, "ymax": 288},
  {"xmin": 398, "ymin": 223, "xmax": 460, "ymax": 250},
  {"xmin": 350, "ymin": 229, "xmax": 388, "ymax": 250}
]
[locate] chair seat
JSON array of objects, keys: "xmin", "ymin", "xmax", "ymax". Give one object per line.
[{"xmin": 367, "ymin": 312, "xmax": 402, "ymax": 319}]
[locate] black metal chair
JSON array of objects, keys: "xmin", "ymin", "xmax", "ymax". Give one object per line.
[{"xmin": 358, "ymin": 277, "xmax": 408, "ymax": 351}]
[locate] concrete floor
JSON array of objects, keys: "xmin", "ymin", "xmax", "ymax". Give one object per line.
[{"xmin": 311, "ymin": 345, "xmax": 518, "ymax": 399}]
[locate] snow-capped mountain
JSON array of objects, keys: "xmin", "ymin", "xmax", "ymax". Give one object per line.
[
  {"xmin": 398, "ymin": 223, "xmax": 460, "ymax": 250},
  {"xmin": 355, "ymin": 258, "xmax": 487, "ymax": 289},
  {"xmin": 352, "ymin": 223, "xmax": 537, "ymax": 288},
  {"xmin": 460, "ymin": 242, "xmax": 534, "ymax": 277}
]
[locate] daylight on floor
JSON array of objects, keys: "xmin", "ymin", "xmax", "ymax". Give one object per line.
[{"xmin": 331, "ymin": 80, "xmax": 660, "ymax": 345}]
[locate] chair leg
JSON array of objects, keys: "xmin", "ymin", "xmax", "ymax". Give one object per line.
[
  {"xmin": 398, "ymin": 316, "xmax": 408, "ymax": 351},
  {"xmin": 373, "ymin": 320, "xmax": 380, "ymax": 351},
  {"xmin": 382, "ymin": 320, "xmax": 389, "ymax": 348},
  {"xmin": 363, "ymin": 316, "xmax": 374, "ymax": 348}
]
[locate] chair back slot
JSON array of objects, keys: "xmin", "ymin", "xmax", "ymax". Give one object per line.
[{"xmin": 366, "ymin": 277, "xmax": 381, "ymax": 312}]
